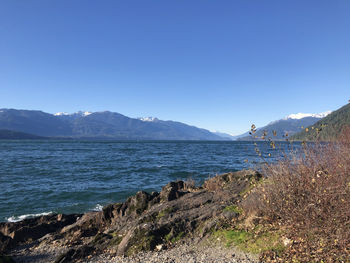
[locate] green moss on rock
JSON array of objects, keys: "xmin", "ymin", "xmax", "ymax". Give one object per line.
[
  {"xmin": 125, "ymin": 228, "xmax": 157, "ymax": 256},
  {"xmin": 156, "ymin": 207, "xmax": 174, "ymax": 219},
  {"xmin": 223, "ymin": 205, "xmax": 243, "ymax": 214},
  {"xmin": 214, "ymin": 226, "xmax": 285, "ymax": 255}
]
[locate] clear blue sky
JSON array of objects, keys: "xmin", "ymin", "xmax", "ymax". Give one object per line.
[{"xmin": 1, "ymin": 0, "xmax": 349, "ymax": 135}]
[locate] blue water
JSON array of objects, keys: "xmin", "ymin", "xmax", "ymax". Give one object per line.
[{"xmin": 0, "ymin": 140, "xmax": 294, "ymax": 222}]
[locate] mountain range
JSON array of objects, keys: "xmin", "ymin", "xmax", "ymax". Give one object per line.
[
  {"xmin": 1, "ymin": 106, "xmax": 347, "ymax": 141},
  {"xmin": 0, "ymin": 129, "xmax": 46, "ymax": 140},
  {"xmin": 237, "ymin": 111, "xmax": 331, "ymax": 141},
  {"xmin": 0, "ymin": 109, "xmax": 223, "ymax": 140},
  {"xmin": 292, "ymin": 103, "xmax": 350, "ymax": 141},
  {"xmin": 212, "ymin": 131, "xmax": 240, "ymax": 140}
]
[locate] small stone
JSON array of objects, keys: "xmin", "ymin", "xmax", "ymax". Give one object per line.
[
  {"xmin": 283, "ymin": 237, "xmax": 292, "ymax": 246},
  {"xmin": 156, "ymin": 244, "xmax": 165, "ymax": 251}
]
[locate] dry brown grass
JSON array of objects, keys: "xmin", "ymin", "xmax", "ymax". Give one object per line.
[
  {"xmin": 203, "ymin": 174, "xmax": 223, "ymax": 191},
  {"xmin": 183, "ymin": 177, "xmax": 196, "ymax": 190},
  {"xmin": 242, "ymin": 127, "xmax": 350, "ymax": 262}
]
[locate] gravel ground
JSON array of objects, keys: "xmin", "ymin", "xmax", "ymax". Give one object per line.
[
  {"xmin": 85, "ymin": 242, "xmax": 259, "ymax": 263},
  {"xmin": 11, "ymin": 240, "xmax": 258, "ymax": 263}
]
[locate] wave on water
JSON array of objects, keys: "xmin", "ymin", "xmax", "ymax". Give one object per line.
[
  {"xmin": 6, "ymin": 211, "xmax": 53, "ymax": 222},
  {"xmin": 1, "ymin": 140, "xmax": 277, "ymax": 222},
  {"xmin": 92, "ymin": 204, "xmax": 103, "ymax": 212}
]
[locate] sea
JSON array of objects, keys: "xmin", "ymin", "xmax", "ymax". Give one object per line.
[{"xmin": 0, "ymin": 140, "xmax": 296, "ymax": 222}]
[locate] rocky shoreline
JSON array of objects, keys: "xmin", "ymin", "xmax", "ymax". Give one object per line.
[{"xmin": 1, "ymin": 170, "xmax": 261, "ymax": 263}]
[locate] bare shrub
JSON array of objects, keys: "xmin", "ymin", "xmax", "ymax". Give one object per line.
[
  {"xmin": 184, "ymin": 177, "xmax": 196, "ymax": 190},
  {"xmin": 242, "ymin": 127, "xmax": 350, "ymax": 261},
  {"xmin": 203, "ymin": 175, "xmax": 222, "ymax": 191}
]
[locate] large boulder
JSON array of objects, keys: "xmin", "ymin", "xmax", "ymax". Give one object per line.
[
  {"xmin": 0, "ymin": 213, "xmax": 81, "ymax": 252},
  {"xmin": 160, "ymin": 181, "xmax": 187, "ymax": 201},
  {"xmin": 0, "ymin": 232, "xmax": 12, "ymax": 254}
]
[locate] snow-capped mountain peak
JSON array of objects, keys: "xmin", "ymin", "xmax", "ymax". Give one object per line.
[
  {"xmin": 54, "ymin": 112, "xmax": 69, "ymax": 116},
  {"xmin": 54, "ymin": 111, "xmax": 92, "ymax": 117},
  {"xmin": 75, "ymin": 111, "xmax": 92, "ymax": 116},
  {"xmin": 284, "ymin": 111, "xmax": 331, "ymax": 120},
  {"xmin": 138, "ymin": 117, "xmax": 159, "ymax": 122}
]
